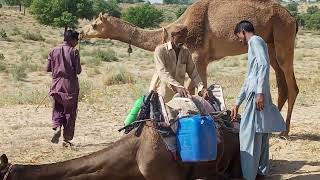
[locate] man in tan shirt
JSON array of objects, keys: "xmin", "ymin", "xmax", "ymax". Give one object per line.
[{"xmin": 149, "ymin": 24, "xmax": 206, "ymax": 102}]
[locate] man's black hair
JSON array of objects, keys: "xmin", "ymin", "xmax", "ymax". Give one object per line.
[
  {"xmin": 234, "ymin": 20, "xmax": 255, "ymax": 34},
  {"xmin": 64, "ymin": 30, "xmax": 79, "ymax": 42}
]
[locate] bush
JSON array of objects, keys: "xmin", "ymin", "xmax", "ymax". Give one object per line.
[
  {"xmin": 298, "ymin": 12, "xmax": 320, "ymax": 30},
  {"xmin": 20, "ymin": 56, "xmax": 41, "ymax": 72},
  {"xmin": 0, "ymin": 4, "xmax": 2, "ymax": 8},
  {"xmin": 0, "ymin": 54, "xmax": 4, "ymax": 61},
  {"xmin": 307, "ymin": 6, "xmax": 320, "ymax": 15},
  {"xmin": 103, "ymin": 66, "xmax": 135, "ymax": 85},
  {"xmin": 92, "ymin": 0, "xmax": 121, "ymax": 18},
  {"xmin": 176, "ymin": 6, "xmax": 187, "ymax": 18},
  {"xmin": 10, "ymin": 64, "xmax": 27, "ymax": 81},
  {"xmin": 31, "ymin": 0, "xmax": 95, "ymax": 29},
  {"xmin": 0, "ymin": 54, "xmax": 6, "ymax": 72},
  {"xmin": 96, "ymin": 48, "xmax": 118, "ymax": 62},
  {"xmin": 122, "ymin": 4, "xmax": 163, "ymax": 28},
  {"xmin": 11, "ymin": 26, "xmax": 22, "ymax": 36},
  {"xmin": 163, "ymin": 0, "xmax": 179, "ymax": 4},
  {"xmin": 83, "ymin": 56, "xmax": 102, "ymax": 67},
  {"xmin": 287, "ymin": 2, "xmax": 298, "ymax": 12},
  {"xmin": 0, "ymin": 29, "xmax": 7, "ymax": 38},
  {"xmin": 22, "ymin": 31, "xmax": 45, "ymax": 41},
  {"xmin": 0, "ymin": 88, "xmax": 49, "ymax": 107},
  {"xmin": 305, "ymin": 12, "xmax": 320, "ymax": 30}
]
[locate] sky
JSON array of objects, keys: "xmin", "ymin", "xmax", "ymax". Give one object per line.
[{"xmin": 148, "ymin": 0, "xmax": 163, "ymax": 4}]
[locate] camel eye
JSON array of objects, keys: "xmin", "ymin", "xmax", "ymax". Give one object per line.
[{"xmin": 92, "ymin": 24, "xmax": 97, "ymax": 30}]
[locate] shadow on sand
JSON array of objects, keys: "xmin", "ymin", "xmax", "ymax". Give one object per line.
[{"xmin": 267, "ymin": 160, "xmax": 320, "ymax": 180}]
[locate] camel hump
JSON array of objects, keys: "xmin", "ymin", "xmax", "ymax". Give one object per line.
[{"xmin": 185, "ymin": 0, "xmax": 210, "ymax": 49}]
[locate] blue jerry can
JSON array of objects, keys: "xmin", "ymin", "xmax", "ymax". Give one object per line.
[{"xmin": 177, "ymin": 115, "xmax": 217, "ymax": 162}]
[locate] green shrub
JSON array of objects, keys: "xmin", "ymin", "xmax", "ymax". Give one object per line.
[
  {"xmin": 10, "ymin": 64, "xmax": 27, "ymax": 81},
  {"xmin": 287, "ymin": 2, "xmax": 298, "ymax": 12},
  {"xmin": 103, "ymin": 66, "xmax": 135, "ymax": 85},
  {"xmin": 307, "ymin": 6, "xmax": 320, "ymax": 15},
  {"xmin": 0, "ymin": 54, "xmax": 6, "ymax": 72},
  {"xmin": 0, "ymin": 29, "xmax": 7, "ymax": 38},
  {"xmin": 92, "ymin": 0, "xmax": 121, "ymax": 18},
  {"xmin": 298, "ymin": 12, "xmax": 320, "ymax": 30},
  {"xmin": 95, "ymin": 48, "xmax": 118, "ymax": 62},
  {"xmin": 20, "ymin": 56, "xmax": 41, "ymax": 72},
  {"xmin": 122, "ymin": 4, "xmax": 163, "ymax": 28},
  {"xmin": 22, "ymin": 31, "xmax": 45, "ymax": 41},
  {"xmin": 11, "ymin": 26, "xmax": 22, "ymax": 36},
  {"xmin": 0, "ymin": 88, "xmax": 49, "ymax": 107}
]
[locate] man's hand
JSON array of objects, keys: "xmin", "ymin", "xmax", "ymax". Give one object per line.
[
  {"xmin": 175, "ymin": 86, "xmax": 190, "ymax": 98},
  {"xmin": 256, "ymin": 93, "xmax": 264, "ymax": 111},
  {"xmin": 198, "ymin": 88, "xmax": 209, "ymax": 99},
  {"xmin": 231, "ymin": 105, "xmax": 239, "ymax": 121}
]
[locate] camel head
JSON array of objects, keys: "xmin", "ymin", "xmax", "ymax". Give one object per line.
[
  {"xmin": 80, "ymin": 13, "xmax": 118, "ymax": 39},
  {"xmin": 0, "ymin": 154, "xmax": 9, "ymax": 179}
]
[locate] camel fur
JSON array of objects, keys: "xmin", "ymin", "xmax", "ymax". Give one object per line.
[{"xmin": 0, "ymin": 121, "xmax": 241, "ymax": 180}]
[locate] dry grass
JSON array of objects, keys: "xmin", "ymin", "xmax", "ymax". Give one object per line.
[
  {"xmin": 0, "ymin": 7, "xmax": 320, "ymax": 179},
  {"xmin": 103, "ymin": 65, "xmax": 136, "ymax": 86}
]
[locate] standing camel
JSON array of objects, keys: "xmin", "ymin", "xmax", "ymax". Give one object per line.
[
  {"xmin": 0, "ymin": 121, "xmax": 241, "ymax": 180},
  {"xmin": 81, "ymin": 0, "xmax": 299, "ymax": 136}
]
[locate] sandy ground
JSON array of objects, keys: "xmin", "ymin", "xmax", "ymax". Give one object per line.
[{"xmin": 0, "ymin": 100, "xmax": 319, "ymax": 179}]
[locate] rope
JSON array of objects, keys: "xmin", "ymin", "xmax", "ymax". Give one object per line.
[{"xmin": 3, "ymin": 164, "xmax": 13, "ymax": 180}]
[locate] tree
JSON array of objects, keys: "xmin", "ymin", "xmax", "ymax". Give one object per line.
[
  {"xmin": 307, "ymin": 6, "xmax": 320, "ymax": 15},
  {"xmin": 286, "ymin": 2, "xmax": 299, "ymax": 18},
  {"xmin": 122, "ymin": 4, "xmax": 163, "ymax": 28},
  {"xmin": 22, "ymin": 0, "xmax": 32, "ymax": 15},
  {"xmin": 92, "ymin": 0, "xmax": 121, "ymax": 18},
  {"xmin": 163, "ymin": 0, "xmax": 179, "ymax": 4},
  {"xmin": 117, "ymin": 0, "xmax": 144, "ymax": 3},
  {"xmin": 3, "ymin": 0, "xmax": 22, "ymax": 11},
  {"xmin": 305, "ymin": 12, "xmax": 320, "ymax": 30},
  {"xmin": 287, "ymin": 2, "xmax": 298, "ymax": 12},
  {"xmin": 31, "ymin": 0, "xmax": 95, "ymax": 31}
]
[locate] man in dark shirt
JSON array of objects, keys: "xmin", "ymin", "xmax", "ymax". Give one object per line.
[{"xmin": 47, "ymin": 30, "xmax": 81, "ymax": 146}]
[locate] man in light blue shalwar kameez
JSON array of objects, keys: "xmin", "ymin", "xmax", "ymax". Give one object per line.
[{"xmin": 231, "ymin": 21, "xmax": 286, "ymax": 180}]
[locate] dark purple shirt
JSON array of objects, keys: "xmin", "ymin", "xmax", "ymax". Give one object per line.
[
  {"xmin": 47, "ymin": 42, "xmax": 81, "ymax": 99},
  {"xmin": 47, "ymin": 42, "xmax": 81, "ymax": 79}
]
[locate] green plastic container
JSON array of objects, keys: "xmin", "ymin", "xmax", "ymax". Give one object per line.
[{"xmin": 124, "ymin": 96, "xmax": 144, "ymax": 126}]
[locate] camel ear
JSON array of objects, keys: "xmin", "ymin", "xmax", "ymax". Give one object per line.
[
  {"xmin": 0, "ymin": 154, "xmax": 8, "ymax": 165},
  {"xmin": 102, "ymin": 13, "xmax": 109, "ymax": 19}
]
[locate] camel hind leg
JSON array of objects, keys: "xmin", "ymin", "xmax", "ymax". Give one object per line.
[
  {"xmin": 272, "ymin": 20, "xmax": 299, "ymax": 136},
  {"xmin": 268, "ymin": 43, "xmax": 288, "ymax": 111}
]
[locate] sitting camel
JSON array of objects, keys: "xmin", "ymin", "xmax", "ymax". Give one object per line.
[
  {"xmin": 0, "ymin": 121, "xmax": 241, "ymax": 180},
  {"xmin": 81, "ymin": 0, "xmax": 299, "ymax": 136}
]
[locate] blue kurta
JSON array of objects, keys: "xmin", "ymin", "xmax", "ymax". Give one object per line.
[{"xmin": 236, "ymin": 35, "xmax": 286, "ymax": 180}]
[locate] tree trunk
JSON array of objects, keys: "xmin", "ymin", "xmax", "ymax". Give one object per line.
[
  {"xmin": 64, "ymin": 26, "xmax": 68, "ymax": 33},
  {"xmin": 24, "ymin": 6, "xmax": 26, "ymax": 16},
  {"xmin": 19, "ymin": 4, "xmax": 21, "ymax": 12}
]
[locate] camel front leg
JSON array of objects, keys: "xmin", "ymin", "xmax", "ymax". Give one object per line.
[{"xmin": 186, "ymin": 52, "xmax": 209, "ymax": 94}]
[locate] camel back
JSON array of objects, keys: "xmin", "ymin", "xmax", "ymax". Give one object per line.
[{"xmin": 185, "ymin": 0, "xmax": 210, "ymax": 49}]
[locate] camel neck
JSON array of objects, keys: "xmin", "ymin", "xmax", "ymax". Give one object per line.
[
  {"xmin": 109, "ymin": 17, "xmax": 182, "ymax": 51},
  {"xmin": 9, "ymin": 134, "xmax": 140, "ymax": 180}
]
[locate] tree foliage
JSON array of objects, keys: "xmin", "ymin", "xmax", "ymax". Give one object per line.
[{"xmin": 122, "ymin": 4, "xmax": 163, "ymax": 28}]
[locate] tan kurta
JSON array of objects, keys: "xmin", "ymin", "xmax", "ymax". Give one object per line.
[{"xmin": 149, "ymin": 41, "xmax": 204, "ymax": 102}]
